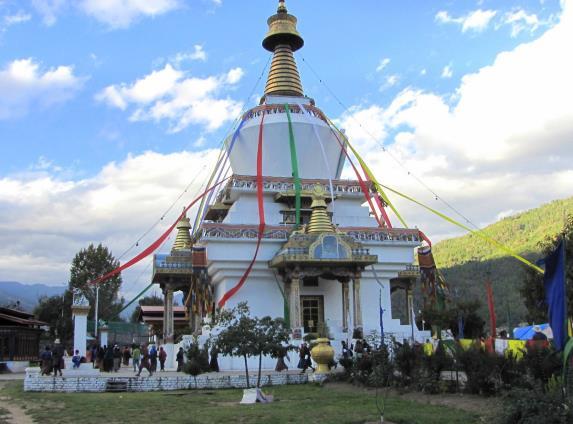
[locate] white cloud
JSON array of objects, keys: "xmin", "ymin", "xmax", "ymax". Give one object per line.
[
  {"xmin": 0, "ymin": 149, "xmax": 218, "ymax": 286},
  {"xmin": 0, "ymin": 58, "xmax": 84, "ymax": 119},
  {"xmin": 376, "ymin": 58, "xmax": 391, "ymax": 73},
  {"xmin": 503, "ymin": 9, "xmax": 541, "ymax": 37},
  {"xmin": 436, "ymin": 9, "xmax": 497, "ymax": 33},
  {"xmin": 80, "ymin": 0, "xmax": 179, "ymax": 29},
  {"xmin": 441, "ymin": 64, "xmax": 453, "ymax": 78},
  {"xmin": 31, "ymin": 0, "xmax": 66, "ymax": 26},
  {"xmin": 172, "ymin": 45, "xmax": 207, "ymax": 66},
  {"xmin": 96, "ymin": 64, "xmax": 244, "ymax": 133},
  {"xmin": 339, "ymin": 0, "xmax": 573, "ymax": 242},
  {"xmin": 32, "ymin": 0, "xmax": 179, "ymax": 28},
  {"xmin": 3, "ymin": 11, "xmax": 31, "ymax": 27}
]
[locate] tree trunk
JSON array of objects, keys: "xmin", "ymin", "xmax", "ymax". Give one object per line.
[
  {"xmin": 257, "ymin": 353, "xmax": 263, "ymax": 388},
  {"xmin": 243, "ymin": 355, "xmax": 250, "ymax": 389}
]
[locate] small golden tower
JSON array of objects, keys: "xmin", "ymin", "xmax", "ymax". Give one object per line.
[
  {"xmin": 262, "ymin": 0, "xmax": 304, "ymax": 97},
  {"xmin": 172, "ymin": 212, "xmax": 192, "ymax": 251},
  {"xmin": 306, "ymin": 185, "xmax": 336, "ymax": 234}
]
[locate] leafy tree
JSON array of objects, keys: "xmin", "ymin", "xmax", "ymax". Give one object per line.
[
  {"xmin": 419, "ymin": 299, "xmax": 485, "ymax": 339},
  {"xmin": 130, "ymin": 295, "xmax": 163, "ymax": 323},
  {"xmin": 34, "ymin": 291, "xmax": 73, "ymax": 343},
  {"xmin": 213, "ymin": 303, "xmax": 257, "ymax": 388},
  {"xmin": 521, "ymin": 214, "xmax": 573, "ymax": 324},
  {"xmin": 69, "ymin": 243, "xmax": 124, "ymax": 321},
  {"xmin": 252, "ymin": 315, "xmax": 291, "ymax": 387},
  {"xmin": 213, "ymin": 302, "xmax": 291, "ymax": 388}
]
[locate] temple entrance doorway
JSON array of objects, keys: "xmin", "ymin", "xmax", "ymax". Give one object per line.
[{"xmin": 301, "ymin": 295, "xmax": 324, "ymax": 333}]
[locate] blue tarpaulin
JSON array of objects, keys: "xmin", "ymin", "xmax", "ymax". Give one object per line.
[{"xmin": 513, "ymin": 323, "xmax": 552, "ymax": 340}]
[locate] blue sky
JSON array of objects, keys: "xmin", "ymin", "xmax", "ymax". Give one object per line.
[{"xmin": 0, "ymin": 0, "xmax": 571, "ymax": 295}]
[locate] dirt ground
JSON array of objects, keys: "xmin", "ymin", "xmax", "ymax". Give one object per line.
[{"xmin": 0, "ymin": 383, "xmax": 34, "ymax": 424}]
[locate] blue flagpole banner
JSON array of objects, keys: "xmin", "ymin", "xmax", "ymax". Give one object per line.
[{"xmin": 538, "ymin": 239, "xmax": 567, "ymax": 351}]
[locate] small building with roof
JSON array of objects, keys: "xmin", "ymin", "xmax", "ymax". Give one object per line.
[{"xmin": 0, "ymin": 307, "xmax": 46, "ymax": 372}]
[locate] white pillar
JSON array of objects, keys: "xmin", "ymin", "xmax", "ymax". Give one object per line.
[
  {"xmin": 72, "ymin": 304, "xmax": 90, "ymax": 358},
  {"xmin": 163, "ymin": 285, "xmax": 175, "ymax": 369},
  {"xmin": 99, "ymin": 326, "xmax": 109, "ymax": 348},
  {"xmin": 353, "ymin": 277, "xmax": 363, "ymax": 336}
]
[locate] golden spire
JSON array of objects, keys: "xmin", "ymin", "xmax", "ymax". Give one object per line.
[
  {"xmin": 262, "ymin": 0, "xmax": 304, "ymax": 97},
  {"xmin": 172, "ymin": 211, "xmax": 192, "ymax": 251},
  {"xmin": 307, "ymin": 185, "xmax": 336, "ymax": 234}
]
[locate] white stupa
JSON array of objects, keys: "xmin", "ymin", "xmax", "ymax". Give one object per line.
[{"xmin": 176, "ymin": 0, "xmax": 427, "ymax": 370}]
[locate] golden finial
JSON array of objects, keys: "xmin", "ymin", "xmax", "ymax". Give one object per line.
[
  {"xmin": 262, "ymin": 0, "xmax": 304, "ymax": 97},
  {"xmin": 172, "ymin": 210, "xmax": 193, "ymax": 251},
  {"xmin": 307, "ymin": 185, "xmax": 336, "ymax": 234}
]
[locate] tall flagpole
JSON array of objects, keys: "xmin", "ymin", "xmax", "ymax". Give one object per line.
[{"xmin": 94, "ymin": 285, "xmax": 99, "ymax": 338}]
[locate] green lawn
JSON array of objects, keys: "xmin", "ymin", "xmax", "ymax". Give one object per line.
[{"xmin": 3, "ymin": 381, "xmax": 481, "ymax": 424}]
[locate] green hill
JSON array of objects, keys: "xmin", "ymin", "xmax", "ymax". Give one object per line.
[{"xmin": 431, "ymin": 197, "xmax": 573, "ymax": 327}]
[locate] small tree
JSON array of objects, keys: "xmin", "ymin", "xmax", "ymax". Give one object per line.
[
  {"xmin": 214, "ymin": 302, "xmax": 291, "ymax": 388},
  {"xmin": 214, "ymin": 303, "xmax": 258, "ymax": 388},
  {"xmin": 253, "ymin": 315, "xmax": 291, "ymax": 387}
]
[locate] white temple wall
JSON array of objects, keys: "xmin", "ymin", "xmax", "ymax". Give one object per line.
[
  {"xmin": 223, "ymin": 192, "xmax": 285, "ymax": 226},
  {"xmin": 229, "ymin": 109, "xmax": 344, "ymax": 180},
  {"xmin": 331, "ymin": 198, "xmax": 376, "ymax": 227}
]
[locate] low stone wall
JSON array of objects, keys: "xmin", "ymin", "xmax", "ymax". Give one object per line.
[{"xmin": 24, "ymin": 369, "xmax": 327, "ymax": 393}]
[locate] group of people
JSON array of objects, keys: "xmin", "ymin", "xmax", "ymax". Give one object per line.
[
  {"xmin": 40, "ymin": 339, "xmax": 84, "ymax": 376},
  {"xmin": 88, "ymin": 343, "xmax": 177, "ymax": 374},
  {"xmin": 40, "ymin": 338, "xmax": 190, "ymax": 377}
]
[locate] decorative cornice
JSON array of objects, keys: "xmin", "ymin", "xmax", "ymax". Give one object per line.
[
  {"xmin": 243, "ymin": 104, "xmax": 327, "ymax": 123},
  {"xmin": 200, "ymin": 223, "xmax": 421, "ymax": 243},
  {"xmin": 216, "ymin": 174, "xmax": 374, "ymax": 204}
]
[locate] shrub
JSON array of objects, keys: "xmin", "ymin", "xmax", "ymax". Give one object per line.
[
  {"xmin": 393, "ymin": 342, "xmax": 421, "ymax": 387},
  {"xmin": 497, "ymin": 388, "xmax": 573, "ymax": 424},
  {"xmin": 521, "ymin": 345, "xmax": 561, "ymax": 386},
  {"xmin": 184, "ymin": 342, "xmax": 210, "ymax": 376},
  {"xmin": 457, "ymin": 347, "xmax": 501, "ymax": 396}
]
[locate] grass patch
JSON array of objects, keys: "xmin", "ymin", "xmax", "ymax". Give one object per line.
[
  {"xmin": 3, "ymin": 381, "xmax": 480, "ymax": 424},
  {"xmin": 0, "ymin": 407, "xmax": 11, "ymax": 424}
]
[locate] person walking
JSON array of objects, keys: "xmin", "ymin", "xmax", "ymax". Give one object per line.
[
  {"xmin": 103, "ymin": 345, "xmax": 114, "ymax": 372},
  {"xmin": 299, "ymin": 343, "xmax": 315, "ymax": 373},
  {"xmin": 274, "ymin": 345, "xmax": 289, "ymax": 372},
  {"xmin": 40, "ymin": 346, "xmax": 52, "ymax": 376},
  {"xmin": 149, "ymin": 344, "xmax": 158, "ymax": 372},
  {"xmin": 122, "ymin": 346, "xmax": 131, "ymax": 367},
  {"xmin": 96, "ymin": 345, "xmax": 105, "ymax": 370},
  {"xmin": 341, "ymin": 341, "xmax": 352, "ymax": 359},
  {"xmin": 209, "ymin": 346, "xmax": 219, "ymax": 372},
  {"xmin": 176, "ymin": 347, "xmax": 185, "ymax": 372},
  {"xmin": 52, "ymin": 339, "xmax": 65, "ymax": 377},
  {"xmin": 158, "ymin": 346, "xmax": 167, "ymax": 371},
  {"xmin": 136, "ymin": 345, "xmax": 153, "ymax": 377},
  {"xmin": 91, "ymin": 345, "xmax": 98, "ymax": 368},
  {"xmin": 132, "ymin": 345, "xmax": 141, "ymax": 372},
  {"xmin": 112, "ymin": 345, "xmax": 121, "ymax": 372}
]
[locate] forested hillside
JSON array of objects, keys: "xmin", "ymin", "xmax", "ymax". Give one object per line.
[{"xmin": 432, "ymin": 197, "xmax": 573, "ymax": 327}]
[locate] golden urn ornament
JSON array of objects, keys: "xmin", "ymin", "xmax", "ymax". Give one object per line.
[{"xmin": 310, "ymin": 338, "xmax": 335, "ymax": 374}]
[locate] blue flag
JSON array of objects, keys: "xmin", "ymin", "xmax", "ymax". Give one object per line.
[{"xmin": 539, "ymin": 239, "xmax": 567, "ymax": 351}]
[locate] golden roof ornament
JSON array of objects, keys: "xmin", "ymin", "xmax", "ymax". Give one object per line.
[
  {"xmin": 262, "ymin": 0, "xmax": 304, "ymax": 97},
  {"xmin": 307, "ymin": 185, "xmax": 336, "ymax": 234},
  {"xmin": 172, "ymin": 211, "xmax": 193, "ymax": 251}
]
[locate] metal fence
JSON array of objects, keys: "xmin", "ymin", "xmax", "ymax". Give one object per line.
[{"xmin": 87, "ymin": 321, "xmax": 149, "ymax": 347}]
